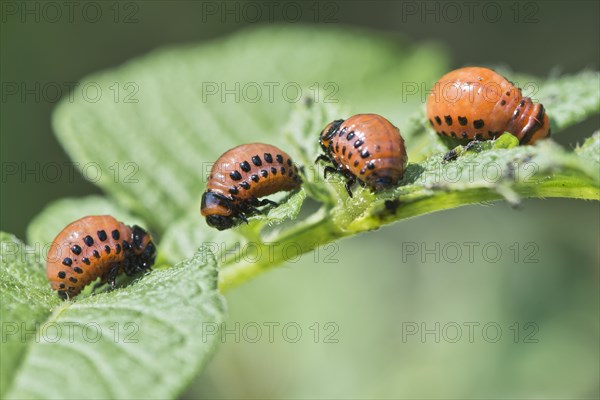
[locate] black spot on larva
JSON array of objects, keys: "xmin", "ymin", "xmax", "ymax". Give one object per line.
[
  {"xmin": 122, "ymin": 241, "xmax": 131, "ymax": 251},
  {"xmin": 513, "ymin": 109, "xmax": 520, "ymax": 119},
  {"xmin": 58, "ymin": 271, "xmax": 66, "ymax": 279},
  {"xmin": 71, "ymin": 245, "xmax": 82, "ymax": 255},
  {"xmin": 276, "ymin": 154, "xmax": 284, "ymax": 163},
  {"xmin": 280, "ymin": 166, "xmax": 286, "ymax": 175},
  {"xmin": 252, "ymin": 155, "xmax": 262, "ymax": 166},
  {"xmin": 271, "ymin": 167, "xmax": 277, "ymax": 175},
  {"xmin": 251, "ymin": 174, "xmax": 259, "ymax": 182},
  {"xmin": 353, "ymin": 160, "xmax": 360, "ymax": 167},
  {"xmin": 359, "ymin": 167, "xmax": 366, "ymax": 175},
  {"xmin": 229, "ymin": 171, "xmax": 242, "ymax": 181},
  {"xmin": 115, "ymin": 244, "xmax": 121, "ymax": 254},
  {"xmin": 97, "ymin": 230, "xmax": 107, "ymax": 241},
  {"xmin": 264, "ymin": 153, "xmax": 273, "ymax": 163},
  {"xmin": 229, "ymin": 186, "xmax": 239, "ymax": 195},
  {"xmin": 346, "ymin": 131, "xmax": 355, "ymax": 140},
  {"xmin": 59, "ymin": 283, "xmax": 65, "ymax": 289},
  {"xmin": 57, "ymin": 291, "xmax": 67, "ymax": 299},
  {"xmin": 361, "ymin": 149, "xmax": 370, "ymax": 158},
  {"xmin": 354, "ymin": 139, "xmax": 364, "ymax": 148},
  {"xmin": 473, "ymin": 119, "xmax": 484, "ymax": 129},
  {"xmin": 367, "ymin": 161, "xmax": 376, "ymax": 170},
  {"xmin": 93, "ymin": 250, "xmax": 101, "ymax": 258},
  {"xmin": 506, "ymin": 91, "xmax": 510, "ymax": 96},
  {"xmin": 260, "ymin": 169, "xmax": 268, "ymax": 178},
  {"xmin": 84, "ymin": 236, "xmax": 94, "ymax": 246},
  {"xmin": 461, "ymin": 132, "xmax": 468, "ymax": 138},
  {"xmin": 287, "ymin": 159, "xmax": 292, "ymax": 166},
  {"xmin": 288, "ymin": 169, "xmax": 293, "ymax": 176},
  {"xmin": 339, "ymin": 127, "xmax": 348, "ymax": 137},
  {"xmin": 335, "ymin": 142, "xmax": 339, "ymax": 152},
  {"xmin": 450, "ymin": 131, "xmax": 457, "ymax": 137},
  {"xmin": 104, "ymin": 245, "xmax": 111, "ymax": 254},
  {"xmin": 240, "ymin": 161, "xmax": 251, "ymax": 172},
  {"xmin": 82, "ymin": 257, "xmax": 90, "ymax": 265},
  {"xmin": 62, "ymin": 257, "xmax": 72, "ymax": 267},
  {"xmin": 240, "ymin": 182, "xmax": 251, "ymax": 190},
  {"xmin": 74, "ymin": 267, "xmax": 83, "ymax": 274},
  {"xmin": 501, "ymin": 100, "xmax": 506, "ymax": 106},
  {"xmin": 69, "ymin": 277, "xmax": 78, "ymax": 283},
  {"xmin": 429, "ymin": 119, "xmax": 434, "ymax": 127},
  {"xmin": 441, "ymin": 131, "xmax": 447, "ymax": 136},
  {"xmin": 475, "ymin": 133, "xmax": 483, "ymax": 140},
  {"xmin": 444, "ymin": 115, "xmax": 453, "ymax": 125},
  {"xmin": 342, "ymin": 146, "xmax": 346, "ymax": 155},
  {"xmin": 519, "ymin": 100, "xmax": 525, "ymax": 107},
  {"xmin": 458, "ymin": 116, "xmax": 468, "ymax": 126},
  {"xmin": 434, "ymin": 116, "xmax": 442, "ymax": 125},
  {"xmin": 111, "ymin": 230, "xmax": 120, "ymax": 240}
]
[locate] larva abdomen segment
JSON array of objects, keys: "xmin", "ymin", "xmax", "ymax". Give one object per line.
[{"xmin": 205, "ymin": 143, "xmax": 301, "ymax": 201}]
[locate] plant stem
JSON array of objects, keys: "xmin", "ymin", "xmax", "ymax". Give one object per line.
[{"xmin": 218, "ymin": 173, "xmax": 598, "ymax": 292}]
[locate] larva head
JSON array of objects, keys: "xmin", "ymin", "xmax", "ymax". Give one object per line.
[
  {"xmin": 128, "ymin": 225, "xmax": 156, "ymax": 273},
  {"xmin": 319, "ymin": 119, "xmax": 345, "ymax": 151},
  {"xmin": 201, "ymin": 191, "xmax": 235, "ymax": 230}
]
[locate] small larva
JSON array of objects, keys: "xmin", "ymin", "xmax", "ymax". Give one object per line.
[
  {"xmin": 201, "ymin": 143, "xmax": 302, "ymax": 230},
  {"xmin": 46, "ymin": 215, "xmax": 156, "ymax": 299},
  {"xmin": 316, "ymin": 114, "xmax": 408, "ymax": 196}
]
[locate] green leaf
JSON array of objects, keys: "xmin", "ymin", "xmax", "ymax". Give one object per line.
[
  {"xmin": 0, "ymin": 233, "xmax": 59, "ymax": 396},
  {"xmin": 538, "ymin": 71, "xmax": 600, "ymax": 132},
  {"xmin": 52, "ymin": 25, "xmax": 448, "ymax": 234},
  {"xmin": 1, "ymin": 234, "xmax": 225, "ymax": 399}
]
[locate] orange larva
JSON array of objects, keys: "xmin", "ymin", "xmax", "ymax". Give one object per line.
[
  {"xmin": 46, "ymin": 215, "xmax": 156, "ymax": 299},
  {"xmin": 426, "ymin": 67, "xmax": 550, "ymax": 145},
  {"xmin": 317, "ymin": 114, "xmax": 408, "ymax": 196},
  {"xmin": 201, "ymin": 143, "xmax": 302, "ymax": 230}
]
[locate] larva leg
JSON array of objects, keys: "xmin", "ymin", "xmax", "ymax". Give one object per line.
[
  {"xmin": 315, "ymin": 154, "xmax": 330, "ymax": 164},
  {"xmin": 258, "ymin": 199, "xmax": 278, "ymax": 207},
  {"xmin": 107, "ymin": 265, "xmax": 120, "ymax": 290},
  {"xmin": 323, "ymin": 166, "xmax": 337, "ymax": 179},
  {"xmin": 344, "ymin": 176, "xmax": 356, "ymax": 198}
]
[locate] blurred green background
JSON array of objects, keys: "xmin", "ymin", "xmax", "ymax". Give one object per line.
[{"xmin": 1, "ymin": 1, "xmax": 598, "ymax": 398}]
